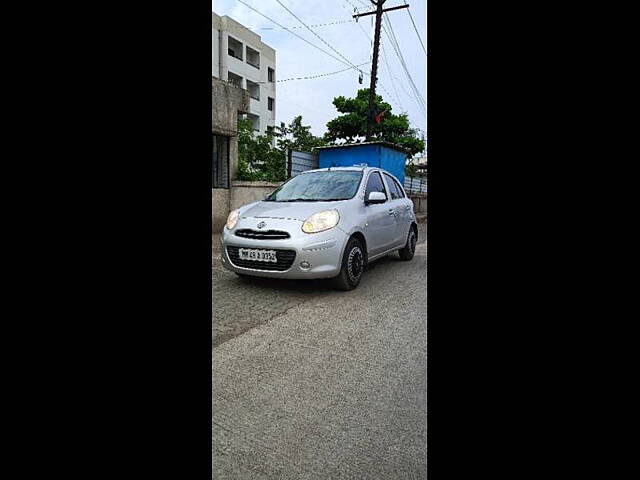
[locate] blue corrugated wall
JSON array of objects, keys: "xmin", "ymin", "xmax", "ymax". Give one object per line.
[{"xmin": 318, "ymin": 144, "xmax": 406, "ymax": 184}]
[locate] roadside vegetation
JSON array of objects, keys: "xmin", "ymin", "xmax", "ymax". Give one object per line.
[{"xmin": 237, "ymin": 88, "xmax": 425, "ymax": 181}]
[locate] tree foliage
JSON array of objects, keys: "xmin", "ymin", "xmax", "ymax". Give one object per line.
[
  {"xmin": 405, "ymin": 161, "xmax": 418, "ymax": 178},
  {"xmin": 236, "ymin": 115, "xmax": 325, "ymax": 182},
  {"xmin": 276, "ymin": 115, "xmax": 326, "ymax": 153},
  {"xmin": 235, "ymin": 88, "xmax": 425, "ymax": 182},
  {"xmin": 324, "ymin": 88, "xmax": 425, "ymax": 158},
  {"xmin": 237, "ymin": 117, "xmax": 286, "ymax": 182}
]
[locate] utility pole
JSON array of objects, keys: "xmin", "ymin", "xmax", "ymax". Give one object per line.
[{"xmin": 354, "ymin": 1, "xmax": 409, "ymax": 141}]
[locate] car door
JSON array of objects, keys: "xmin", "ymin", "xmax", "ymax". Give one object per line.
[
  {"xmin": 393, "ymin": 173, "xmax": 414, "ymax": 245},
  {"xmin": 382, "ymin": 172, "xmax": 409, "ymax": 247},
  {"xmin": 363, "ymin": 171, "xmax": 396, "ymax": 256}
]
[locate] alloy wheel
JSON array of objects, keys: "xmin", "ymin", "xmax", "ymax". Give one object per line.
[{"xmin": 347, "ymin": 246, "xmax": 363, "ymax": 283}]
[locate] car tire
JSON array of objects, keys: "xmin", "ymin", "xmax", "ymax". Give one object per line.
[
  {"xmin": 332, "ymin": 237, "xmax": 365, "ymax": 291},
  {"xmin": 398, "ymin": 226, "xmax": 417, "ymax": 261}
]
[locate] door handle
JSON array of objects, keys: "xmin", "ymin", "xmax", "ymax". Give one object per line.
[{"xmin": 388, "ymin": 209, "xmax": 396, "ymax": 216}]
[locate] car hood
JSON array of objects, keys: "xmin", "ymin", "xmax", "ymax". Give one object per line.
[{"xmin": 240, "ymin": 201, "xmax": 344, "ymax": 222}]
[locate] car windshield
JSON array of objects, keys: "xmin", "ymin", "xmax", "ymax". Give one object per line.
[{"xmin": 265, "ymin": 170, "xmax": 363, "ymax": 202}]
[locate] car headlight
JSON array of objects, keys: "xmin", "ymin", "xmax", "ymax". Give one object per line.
[
  {"xmin": 302, "ymin": 209, "xmax": 340, "ymax": 234},
  {"xmin": 226, "ymin": 209, "xmax": 240, "ymax": 230}
]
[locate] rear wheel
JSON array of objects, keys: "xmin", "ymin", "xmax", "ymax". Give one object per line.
[
  {"xmin": 398, "ymin": 226, "xmax": 417, "ymax": 261},
  {"xmin": 332, "ymin": 237, "xmax": 365, "ymax": 291}
]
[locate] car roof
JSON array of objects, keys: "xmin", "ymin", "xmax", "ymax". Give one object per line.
[
  {"xmin": 301, "ymin": 166, "xmax": 385, "ymax": 174},
  {"xmin": 301, "ymin": 166, "xmax": 402, "ymax": 184}
]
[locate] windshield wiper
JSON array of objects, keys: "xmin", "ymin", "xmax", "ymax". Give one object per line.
[
  {"xmin": 278, "ymin": 198, "xmax": 320, "ymax": 202},
  {"xmin": 270, "ymin": 198, "xmax": 349, "ymax": 202}
]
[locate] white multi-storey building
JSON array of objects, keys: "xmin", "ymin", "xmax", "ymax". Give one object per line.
[{"xmin": 213, "ymin": 13, "xmax": 276, "ymax": 136}]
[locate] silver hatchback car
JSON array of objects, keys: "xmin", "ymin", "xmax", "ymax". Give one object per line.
[{"xmin": 220, "ymin": 166, "xmax": 418, "ymax": 290}]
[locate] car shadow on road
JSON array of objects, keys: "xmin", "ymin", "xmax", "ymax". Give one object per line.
[
  {"xmin": 234, "ymin": 275, "xmax": 336, "ymax": 293},
  {"xmin": 364, "ymin": 252, "xmax": 403, "ymax": 272},
  {"xmin": 232, "ymin": 253, "xmax": 405, "ymax": 291}
]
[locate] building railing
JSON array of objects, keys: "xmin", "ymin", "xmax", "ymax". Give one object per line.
[{"xmin": 404, "ymin": 176, "xmax": 428, "ymax": 195}]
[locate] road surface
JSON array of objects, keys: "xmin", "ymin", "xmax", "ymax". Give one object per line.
[{"xmin": 212, "ymin": 223, "xmax": 426, "ymax": 479}]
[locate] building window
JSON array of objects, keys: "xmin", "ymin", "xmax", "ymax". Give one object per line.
[
  {"xmin": 245, "ymin": 113, "xmax": 260, "ymax": 132},
  {"xmin": 268, "ymin": 67, "xmax": 275, "ymax": 82},
  {"xmin": 227, "ymin": 36, "xmax": 243, "ymax": 60},
  {"xmin": 246, "ymin": 80, "xmax": 260, "ymax": 101},
  {"xmin": 227, "ymin": 71, "xmax": 243, "ymax": 88},
  {"xmin": 268, "ymin": 97, "xmax": 274, "ymax": 111},
  {"xmin": 246, "ymin": 46, "xmax": 260, "ymax": 69},
  {"xmin": 213, "ymin": 135, "xmax": 230, "ymax": 189}
]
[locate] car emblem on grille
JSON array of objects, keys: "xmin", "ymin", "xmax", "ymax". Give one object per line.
[{"xmin": 256, "ymin": 221, "xmax": 267, "ymax": 229}]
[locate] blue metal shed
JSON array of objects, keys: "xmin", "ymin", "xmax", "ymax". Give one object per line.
[{"xmin": 317, "ymin": 142, "xmax": 408, "ymax": 184}]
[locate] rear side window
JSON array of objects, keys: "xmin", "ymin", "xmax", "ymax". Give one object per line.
[
  {"xmin": 365, "ymin": 172, "xmax": 387, "ymax": 200},
  {"xmin": 383, "ymin": 173, "xmax": 402, "ymax": 199},
  {"xmin": 393, "ymin": 177, "xmax": 405, "ymax": 198}
]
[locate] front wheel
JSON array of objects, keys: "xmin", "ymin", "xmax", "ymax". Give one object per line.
[
  {"xmin": 332, "ymin": 237, "xmax": 365, "ymax": 291},
  {"xmin": 398, "ymin": 227, "xmax": 417, "ymax": 261}
]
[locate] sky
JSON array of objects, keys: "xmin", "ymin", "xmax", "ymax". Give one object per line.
[{"xmin": 212, "ymin": 0, "xmax": 426, "ymax": 138}]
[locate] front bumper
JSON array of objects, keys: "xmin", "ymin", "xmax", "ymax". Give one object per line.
[{"xmin": 220, "ymin": 218, "xmax": 348, "ymax": 279}]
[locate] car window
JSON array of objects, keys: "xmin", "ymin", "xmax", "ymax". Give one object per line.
[
  {"xmin": 365, "ymin": 172, "xmax": 387, "ymax": 200},
  {"xmin": 383, "ymin": 173, "xmax": 401, "ymax": 200},
  {"xmin": 393, "ymin": 177, "xmax": 405, "ymax": 198},
  {"xmin": 265, "ymin": 170, "xmax": 363, "ymax": 202}
]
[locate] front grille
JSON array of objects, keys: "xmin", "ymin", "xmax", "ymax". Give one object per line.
[
  {"xmin": 226, "ymin": 246, "xmax": 296, "ymax": 271},
  {"xmin": 234, "ymin": 229, "xmax": 291, "ymax": 240}
]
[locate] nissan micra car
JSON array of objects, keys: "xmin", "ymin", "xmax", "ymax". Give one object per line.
[{"xmin": 220, "ymin": 166, "xmax": 418, "ymax": 290}]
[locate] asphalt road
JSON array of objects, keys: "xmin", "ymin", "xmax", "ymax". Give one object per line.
[{"xmin": 212, "ymin": 223, "xmax": 426, "ymax": 479}]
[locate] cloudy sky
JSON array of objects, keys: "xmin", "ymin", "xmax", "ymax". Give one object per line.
[{"xmin": 212, "ymin": 0, "xmax": 426, "ymax": 138}]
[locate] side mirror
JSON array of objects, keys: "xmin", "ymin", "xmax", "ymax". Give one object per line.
[{"xmin": 365, "ymin": 191, "xmax": 386, "ymax": 205}]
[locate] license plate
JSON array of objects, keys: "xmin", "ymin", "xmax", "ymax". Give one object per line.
[{"xmin": 238, "ymin": 248, "xmax": 277, "ymax": 262}]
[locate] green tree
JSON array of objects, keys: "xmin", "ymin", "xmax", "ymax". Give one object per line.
[
  {"xmin": 237, "ymin": 117, "xmax": 286, "ymax": 182},
  {"xmin": 405, "ymin": 160, "xmax": 418, "ymax": 178},
  {"xmin": 324, "ymin": 88, "xmax": 425, "ymax": 158},
  {"xmin": 276, "ymin": 115, "xmax": 326, "ymax": 153}
]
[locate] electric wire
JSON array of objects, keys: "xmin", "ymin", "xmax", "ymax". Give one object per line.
[
  {"xmin": 382, "ymin": 15, "xmax": 426, "ymax": 110},
  {"xmin": 384, "ymin": 16, "xmax": 423, "ymax": 103},
  {"xmin": 337, "ymin": 0, "xmax": 423, "ymax": 129},
  {"xmin": 345, "ymin": 0, "xmax": 427, "ymax": 135},
  {"xmin": 273, "ymin": 0, "xmax": 361, "ymax": 70},
  {"xmin": 402, "ymin": 0, "xmax": 426, "ymax": 55},
  {"xmin": 349, "ymin": 1, "xmax": 425, "ymax": 113},
  {"xmin": 275, "ymin": 61, "xmax": 371, "ymax": 83},
  {"xmin": 234, "ymin": 0, "xmax": 359, "ymax": 71},
  {"xmin": 231, "ymin": 1, "xmax": 426, "ymax": 137},
  {"xmin": 380, "ymin": 42, "xmax": 403, "ymax": 111},
  {"xmin": 259, "ymin": 19, "xmax": 355, "ymax": 30}
]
